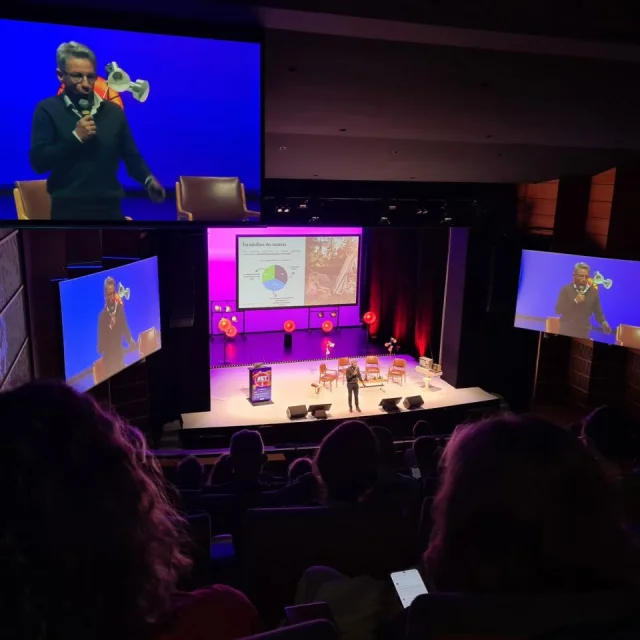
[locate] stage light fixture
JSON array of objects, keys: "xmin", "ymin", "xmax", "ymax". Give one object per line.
[
  {"xmin": 318, "ymin": 312, "xmax": 324, "ymax": 318},
  {"xmin": 284, "ymin": 320, "xmax": 296, "ymax": 333},
  {"xmin": 225, "ymin": 325, "xmax": 238, "ymax": 338},
  {"xmin": 231, "ymin": 315, "xmax": 238, "ymax": 323},
  {"xmin": 330, "ymin": 312, "xmax": 337, "ymax": 318},
  {"xmin": 379, "ymin": 216, "xmax": 391, "ymax": 225},
  {"xmin": 309, "ymin": 216, "xmax": 320, "ymax": 224},
  {"xmin": 363, "ymin": 311, "xmax": 376, "ymax": 325},
  {"xmin": 225, "ymin": 306, "xmax": 232, "ymax": 313},
  {"xmin": 322, "ymin": 320, "xmax": 334, "ymax": 333},
  {"xmin": 214, "ymin": 305, "xmax": 221, "ymax": 312},
  {"xmin": 218, "ymin": 318, "xmax": 231, "ymax": 332}
]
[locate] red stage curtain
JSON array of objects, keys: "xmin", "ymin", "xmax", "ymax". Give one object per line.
[{"xmin": 366, "ymin": 228, "xmax": 449, "ymax": 358}]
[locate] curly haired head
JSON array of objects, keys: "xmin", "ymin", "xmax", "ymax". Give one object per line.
[
  {"xmin": 0, "ymin": 380, "xmax": 191, "ymax": 640},
  {"xmin": 425, "ymin": 414, "xmax": 640, "ymax": 594}
]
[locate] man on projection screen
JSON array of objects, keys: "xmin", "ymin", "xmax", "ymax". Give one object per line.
[
  {"xmin": 555, "ymin": 262, "xmax": 611, "ymax": 339},
  {"xmin": 97, "ymin": 276, "xmax": 136, "ymax": 383},
  {"xmin": 29, "ymin": 41, "xmax": 165, "ymax": 221}
]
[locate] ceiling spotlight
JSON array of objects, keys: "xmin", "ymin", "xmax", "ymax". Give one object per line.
[
  {"xmin": 231, "ymin": 315, "xmax": 238, "ymax": 323},
  {"xmin": 379, "ymin": 216, "xmax": 391, "ymax": 225},
  {"xmin": 330, "ymin": 311, "xmax": 337, "ymax": 318},
  {"xmin": 309, "ymin": 216, "xmax": 320, "ymax": 224},
  {"xmin": 318, "ymin": 312, "xmax": 324, "ymax": 318},
  {"xmin": 225, "ymin": 306, "xmax": 231, "ymax": 313},
  {"xmin": 279, "ymin": 146, "xmax": 287, "ymax": 151},
  {"xmin": 214, "ymin": 305, "xmax": 221, "ymax": 312}
]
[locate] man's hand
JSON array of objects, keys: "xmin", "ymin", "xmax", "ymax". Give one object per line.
[
  {"xmin": 74, "ymin": 115, "xmax": 97, "ymax": 142},
  {"xmin": 147, "ymin": 177, "xmax": 166, "ymax": 203},
  {"xmin": 602, "ymin": 321, "xmax": 612, "ymax": 333},
  {"xmin": 574, "ymin": 294, "xmax": 586, "ymax": 304}
]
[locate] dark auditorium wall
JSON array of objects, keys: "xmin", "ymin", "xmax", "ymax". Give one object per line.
[{"xmin": 0, "ymin": 229, "xmax": 33, "ymax": 391}]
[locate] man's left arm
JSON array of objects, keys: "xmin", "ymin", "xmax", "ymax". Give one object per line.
[
  {"xmin": 592, "ymin": 290, "xmax": 611, "ymax": 331},
  {"xmin": 119, "ymin": 114, "xmax": 165, "ymax": 201},
  {"xmin": 120, "ymin": 304, "xmax": 136, "ymax": 347}
]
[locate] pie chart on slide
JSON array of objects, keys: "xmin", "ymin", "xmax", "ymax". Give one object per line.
[{"xmin": 262, "ymin": 264, "xmax": 288, "ymax": 292}]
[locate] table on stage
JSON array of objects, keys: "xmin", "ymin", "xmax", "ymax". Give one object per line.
[
  {"xmin": 415, "ymin": 366, "xmax": 443, "ymax": 388},
  {"xmin": 362, "ymin": 376, "xmax": 387, "ymax": 391}
]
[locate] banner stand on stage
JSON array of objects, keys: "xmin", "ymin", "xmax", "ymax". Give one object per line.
[{"xmin": 248, "ymin": 364, "xmax": 274, "ymax": 406}]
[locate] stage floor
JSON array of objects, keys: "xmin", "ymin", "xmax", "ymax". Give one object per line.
[{"xmin": 183, "ymin": 354, "xmax": 497, "ymax": 430}]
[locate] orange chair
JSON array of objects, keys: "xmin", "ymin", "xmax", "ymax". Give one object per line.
[
  {"xmin": 388, "ymin": 358, "xmax": 407, "ymax": 385},
  {"xmin": 176, "ymin": 176, "xmax": 259, "ymax": 222},
  {"xmin": 14, "ymin": 179, "xmax": 132, "ymax": 221},
  {"xmin": 337, "ymin": 357, "xmax": 350, "ymax": 384},
  {"xmin": 319, "ymin": 363, "xmax": 338, "ymax": 391},
  {"xmin": 365, "ymin": 355, "xmax": 380, "ymax": 378},
  {"xmin": 14, "ymin": 180, "xmax": 51, "ymax": 220},
  {"xmin": 616, "ymin": 324, "xmax": 640, "ymax": 348},
  {"xmin": 545, "ymin": 317, "xmax": 561, "ymax": 334},
  {"xmin": 92, "ymin": 358, "xmax": 105, "ymax": 385},
  {"xmin": 138, "ymin": 327, "xmax": 161, "ymax": 357}
]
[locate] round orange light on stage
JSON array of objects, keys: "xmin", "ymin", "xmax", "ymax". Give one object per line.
[
  {"xmin": 225, "ymin": 325, "xmax": 238, "ymax": 338},
  {"xmin": 284, "ymin": 320, "xmax": 296, "ymax": 333},
  {"xmin": 321, "ymin": 320, "xmax": 334, "ymax": 332},
  {"xmin": 218, "ymin": 318, "xmax": 231, "ymax": 332},
  {"xmin": 57, "ymin": 78, "xmax": 124, "ymax": 109},
  {"xmin": 363, "ymin": 311, "xmax": 376, "ymax": 325}
]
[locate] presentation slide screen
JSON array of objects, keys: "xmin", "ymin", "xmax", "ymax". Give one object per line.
[
  {"xmin": 515, "ymin": 250, "xmax": 640, "ymax": 347},
  {"xmin": 0, "ymin": 19, "xmax": 261, "ymax": 222},
  {"xmin": 236, "ymin": 235, "xmax": 361, "ymax": 310},
  {"xmin": 59, "ymin": 256, "xmax": 162, "ymax": 391}
]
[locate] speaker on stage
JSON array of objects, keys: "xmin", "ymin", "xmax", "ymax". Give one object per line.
[
  {"xmin": 284, "ymin": 333, "xmax": 293, "ymax": 350},
  {"xmin": 287, "ymin": 405, "xmax": 308, "ymax": 420},
  {"xmin": 403, "ymin": 395, "xmax": 424, "ymax": 410}
]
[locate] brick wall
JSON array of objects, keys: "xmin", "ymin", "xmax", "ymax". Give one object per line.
[
  {"xmin": 586, "ymin": 168, "xmax": 615, "ymax": 251},
  {"xmin": 0, "ymin": 230, "xmax": 32, "ymax": 391},
  {"xmin": 517, "ymin": 179, "xmax": 558, "ymax": 234}
]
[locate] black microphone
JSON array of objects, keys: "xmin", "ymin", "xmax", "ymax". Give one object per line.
[{"xmin": 78, "ymin": 98, "xmax": 91, "ymax": 117}]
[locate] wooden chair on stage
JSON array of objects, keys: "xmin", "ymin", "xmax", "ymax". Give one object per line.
[
  {"xmin": 337, "ymin": 357, "xmax": 350, "ymax": 384},
  {"xmin": 388, "ymin": 358, "xmax": 407, "ymax": 386},
  {"xmin": 616, "ymin": 324, "xmax": 640, "ymax": 348},
  {"xmin": 138, "ymin": 327, "xmax": 161, "ymax": 357},
  {"xmin": 319, "ymin": 363, "xmax": 338, "ymax": 391},
  {"xmin": 93, "ymin": 358, "xmax": 105, "ymax": 386},
  {"xmin": 14, "ymin": 179, "xmax": 132, "ymax": 220},
  {"xmin": 545, "ymin": 317, "xmax": 561, "ymax": 334},
  {"xmin": 365, "ymin": 355, "xmax": 380, "ymax": 378}
]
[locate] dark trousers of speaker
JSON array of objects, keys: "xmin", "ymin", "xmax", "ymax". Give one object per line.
[
  {"xmin": 347, "ymin": 384, "xmax": 360, "ymax": 410},
  {"xmin": 284, "ymin": 333, "xmax": 293, "ymax": 349}
]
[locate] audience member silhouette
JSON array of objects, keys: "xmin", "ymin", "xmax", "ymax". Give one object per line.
[
  {"xmin": 288, "ymin": 457, "xmax": 313, "ymax": 483},
  {"xmin": 581, "ymin": 405, "xmax": 640, "ymax": 531},
  {"xmin": 208, "ymin": 429, "xmax": 273, "ymax": 494},
  {"xmin": 314, "ymin": 420, "xmax": 379, "ymax": 505},
  {"xmin": 425, "ymin": 414, "xmax": 640, "ymax": 593},
  {"xmin": 0, "ymin": 380, "xmax": 259, "ymax": 640},
  {"xmin": 207, "ymin": 452, "xmax": 234, "ymax": 486},
  {"xmin": 371, "ymin": 426, "xmax": 415, "ymax": 487},
  {"xmin": 405, "ymin": 419, "xmax": 434, "ymax": 467},
  {"xmin": 175, "ymin": 455, "xmax": 205, "ymax": 490},
  {"xmin": 412, "ymin": 436, "xmax": 441, "ymax": 498}
]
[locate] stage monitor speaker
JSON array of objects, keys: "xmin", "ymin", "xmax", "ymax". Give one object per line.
[
  {"xmin": 287, "ymin": 405, "xmax": 308, "ymax": 420},
  {"xmin": 403, "ymin": 395, "xmax": 425, "ymax": 410},
  {"xmin": 284, "ymin": 333, "xmax": 293, "ymax": 349},
  {"xmin": 308, "ymin": 403, "xmax": 332, "ymax": 419},
  {"xmin": 379, "ymin": 397, "xmax": 403, "ymax": 413}
]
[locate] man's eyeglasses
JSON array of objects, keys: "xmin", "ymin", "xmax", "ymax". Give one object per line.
[{"xmin": 64, "ymin": 72, "xmax": 98, "ymax": 84}]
